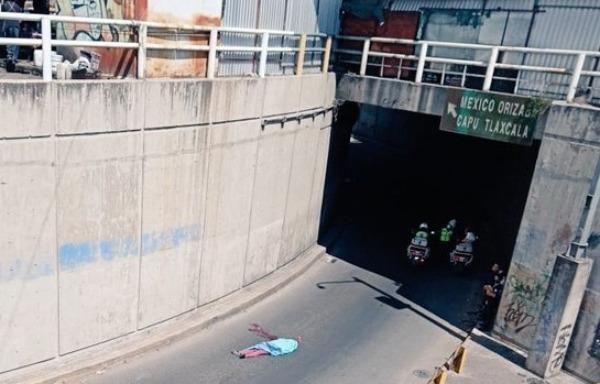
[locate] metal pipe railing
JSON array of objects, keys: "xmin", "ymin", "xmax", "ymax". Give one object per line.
[
  {"xmin": 0, "ymin": 12, "xmax": 331, "ymax": 81},
  {"xmin": 335, "ymin": 34, "xmax": 600, "ymax": 103}
]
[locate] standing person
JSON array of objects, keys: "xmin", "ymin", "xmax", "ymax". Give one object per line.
[
  {"xmin": 456, "ymin": 227, "xmax": 477, "ymax": 253},
  {"xmin": 232, "ymin": 324, "xmax": 301, "ymax": 359},
  {"xmin": 1, "ymin": 0, "xmax": 23, "ymax": 72},
  {"xmin": 478, "ymin": 263, "xmax": 505, "ymax": 331}
]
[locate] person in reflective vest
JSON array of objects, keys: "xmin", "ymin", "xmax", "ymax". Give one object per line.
[
  {"xmin": 440, "ymin": 227, "xmax": 452, "ymax": 243},
  {"xmin": 439, "ymin": 219, "xmax": 456, "ymax": 256},
  {"xmin": 411, "ymin": 223, "xmax": 430, "ymax": 247}
]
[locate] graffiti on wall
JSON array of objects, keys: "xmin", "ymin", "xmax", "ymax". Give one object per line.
[
  {"xmin": 55, "ymin": 0, "xmax": 132, "ymax": 42},
  {"xmin": 548, "ymin": 324, "xmax": 573, "ymax": 375},
  {"xmin": 54, "ymin": 0, "xmax": 223, "ymax": 78},
  {"xmin": 501, "ymin": 273, "xmax": 549, "ymax": 334},
  {"xmin": 55, "ymin": 0, "xmax": 137, "ymax": 76},
  {"xmin": 591, "ymin": 321, "xmax": 600, "ymax": 359}
]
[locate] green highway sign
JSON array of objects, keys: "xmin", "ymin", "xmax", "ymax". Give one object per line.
[{"xmin": 439, "ymin": 89, "xmax": 550, "ymax": 146}]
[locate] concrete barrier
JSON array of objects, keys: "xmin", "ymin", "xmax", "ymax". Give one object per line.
[{"xmin": 0, "ymin": 74, "xmax": 334, "ymax": 378}]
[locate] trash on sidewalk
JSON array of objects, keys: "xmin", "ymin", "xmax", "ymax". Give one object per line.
[{"xmin": 231, "ymin": 324, "xmax": 301, "ymax": 359}]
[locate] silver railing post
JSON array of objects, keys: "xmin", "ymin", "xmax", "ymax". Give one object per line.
[
  {"xmin": 41, "ymin": 17, "xmax": 52, "ymax": 81},
  {"xmin": 359, "ymin": 38, "xmax": 370, "ymax": 76},
  {"xmin": 258, "ymin": 32, "xmax": 269, "ymax": 78},
  {"xmin": 137, "ymin": 23, "xmax": 147, "ymax": 79},
  {"xmin": 415, "ymin": 42, "xmax": 428, "ymax": 83},
  {"xmin": 207, "ymin": 28, "xmax": 218, "ymax": 79},
  {"xmin": 483, "ymin": 46, "xmax": 499, "ymax": 91},
  {"xmin": 567, "ymin": 53, "xmax": 586, "ymax": 102}
]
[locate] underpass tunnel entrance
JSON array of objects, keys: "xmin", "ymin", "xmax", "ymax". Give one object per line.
[{"xmin": 320, "ymin": 102, "xmax": 541, "ymax": 330}]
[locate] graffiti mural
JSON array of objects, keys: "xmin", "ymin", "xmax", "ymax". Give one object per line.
[
  {"xmin": 55, "ymin": 0, "xmax": 131, "ymax": 42},
  {"xmin": 55, "ymin": 0, "xmax": 136, "ymax": 76}
]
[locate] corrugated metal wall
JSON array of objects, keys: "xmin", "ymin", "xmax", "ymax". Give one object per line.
[
  {"xmin": 219, "ymin": 0, "xmax": 260, "ymax": 76},
  {"xmin": 387, "ymin": 0, "xmax": 600, "ymax": 100},
  {"xmin": 520, "ymin": 3, "xmax": 600, "ymax": 99},
  {"xmin": 390, "ymin": 0, "xmax": 535, "ymax": 11},
  {"xmin": 317, "ymin": 0, "xmax": 344, "ymax": 35},
  {"xmin": 219, "ymin": 0, "xmax": 341, "ymax": 76}
]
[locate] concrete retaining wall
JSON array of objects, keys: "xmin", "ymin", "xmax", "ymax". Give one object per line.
[{"xmin": 0, "ymin": 74, "xmax": 335, "ymax": 377}]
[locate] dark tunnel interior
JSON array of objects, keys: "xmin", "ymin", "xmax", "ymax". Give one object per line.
[{"xmin": 319, "ymin": 102, "xmax": 541, "ymax": 329}]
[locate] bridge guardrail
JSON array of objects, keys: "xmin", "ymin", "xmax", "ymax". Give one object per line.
[
  {"xmin": 334, "ymin": 35, "xmax": 600, "ymax": 103},
  {"xmin": 0, "ymin": 12, "xmax": 332, "ymax": 81}
]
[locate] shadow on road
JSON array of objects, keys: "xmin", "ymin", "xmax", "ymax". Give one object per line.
[{"xmin": 317, "ymin": 276, "xmax": 467, "ymax": 339}]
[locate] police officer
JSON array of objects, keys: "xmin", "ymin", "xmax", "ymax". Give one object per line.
[{"xmin": 439, "ymin": 219, "xmax": 456, "ymax": 256}]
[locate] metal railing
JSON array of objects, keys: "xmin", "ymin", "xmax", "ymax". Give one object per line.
[
  {"xmin": 0, "ymin": 13, "xmax": 332, "ymax": 81},
  {"xmin": 335, "ymin": 35, "xmax": 600, "ymax": 103}
]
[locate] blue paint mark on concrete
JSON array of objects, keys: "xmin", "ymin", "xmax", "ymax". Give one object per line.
[
  {"xmin": 99, "ymin": 241, "xmax": 115, "ymax": 261},
  {"xmin": 58, "ymin": 224, "xmax": 200, "ymax": 271},
  {"xmin": 0, "ymin": 258, "xmax": 55, "ymax": 282},
  {"xmin": 59, "ymin": 236, "xmax": 139, "ymax": 271},
  {"xmin": 1, "ymin": 225, "xmax": 202, "ymax": 279},
  {"xmin": 141, "ymin": 224, "xmax": 200, "ymax": 256},
  {"xmin": 59, "ymin": 243, "xmax": 95, "ymax": 271}
]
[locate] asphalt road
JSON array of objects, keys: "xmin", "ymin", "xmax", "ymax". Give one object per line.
[
  {"xmin": 81, "ymin": 135, "xmax": 489, "ymax": 384},
  {"xmin": 83, "ymin": 254, "xmax": 463, "ymax": 384}
]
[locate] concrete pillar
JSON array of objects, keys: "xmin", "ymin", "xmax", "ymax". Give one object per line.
[{"xmin": 526, "ymin": 254, "xmax": 593, "ymax": 378}]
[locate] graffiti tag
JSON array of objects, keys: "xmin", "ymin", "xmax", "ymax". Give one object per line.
[
  {"xmin": 500, "ymin": 273, "xmax": 551, "ymax": 335},
  {"xmin": 549, "ymin": 324, "xmax": 572, "ymax": 374},
  {"xmin": 507, "ymin": 275, "xmax": 547, "ymax": 302},
  {"xmin": 503, "ymin": 299, "xmax": 536, "ymax": 333}
]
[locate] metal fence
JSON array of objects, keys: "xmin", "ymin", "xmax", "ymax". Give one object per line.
[
  {"xmin": 0, "ymin": 13, "xmax": 331, "ymax": 81},
  {"xmin": 335, "ymin": 35, "xmax": 600, "ymax": 103}
]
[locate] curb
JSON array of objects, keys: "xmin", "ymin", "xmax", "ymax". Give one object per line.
[
  {"xmin": 429, "ymin": 328, "xmax": 474, "ymax": 384},
  {"xmin": 3, "ymin": 245, "xmax": 325, "ymax": 384}
]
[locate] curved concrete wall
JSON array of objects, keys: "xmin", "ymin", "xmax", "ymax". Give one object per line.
[{"xmin": 0, "ymin": 74, "xmax": 335, "ymax": 376}]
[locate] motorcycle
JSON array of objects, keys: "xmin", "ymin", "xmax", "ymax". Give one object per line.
[
  {"xmin": 407, "ymin": 233, "xmax": 433, "ymax": 266},
  {"xmin": 449, "ymin": 248, "xmax": 474, "ymax": 272}
]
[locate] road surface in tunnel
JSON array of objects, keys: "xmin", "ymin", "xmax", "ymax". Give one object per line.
[{"xmin": 80, "ymin": 135, "xmax": 495, "ymax": 384}]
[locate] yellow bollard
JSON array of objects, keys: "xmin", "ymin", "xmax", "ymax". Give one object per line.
[
  {"xmin": 433, "ymin": 368, "xmax": 447, "ymax": 384},
  {"xmin": 452, "ymin": 346, "xmax": 468, "ymax": 374}
]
